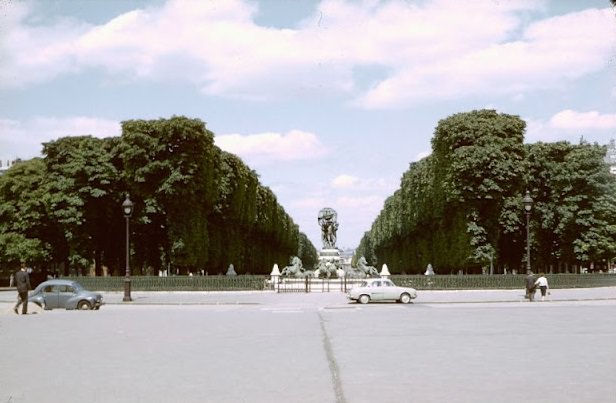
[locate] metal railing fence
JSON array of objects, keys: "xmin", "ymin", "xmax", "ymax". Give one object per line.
[
  {"xmin": 60, "ymin": 275, "xmax": 269, "ymax": 292},
  {"xmin": 39, "ymin": 273, "xmax": 616, "ymax": 293}
]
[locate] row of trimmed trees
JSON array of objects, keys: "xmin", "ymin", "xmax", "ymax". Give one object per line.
[
  {"xmin": 0, "ymin": 116, "xmax": 317, "ymax": 276},
  {"xmin": 356, "ymin": 110, "xmax": 616, "ymax": 274}
]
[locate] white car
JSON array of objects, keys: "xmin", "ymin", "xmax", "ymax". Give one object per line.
[{"xmin": 347, "ymin": 278, "xmax": 417, "ymax": 304}]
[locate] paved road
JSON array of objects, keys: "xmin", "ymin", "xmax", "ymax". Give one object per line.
[
  {"xmin": 1, "ymin": 286, "xmax": 616, "ymax": 306},
  {"xmin": 1, "ymin": 288, "xmax": 615, "ymax": 403}
]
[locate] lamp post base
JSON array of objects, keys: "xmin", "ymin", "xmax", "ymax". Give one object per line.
[{"xmin": 123, "ymin": 277, "xmax": 132, "ymax": 302}]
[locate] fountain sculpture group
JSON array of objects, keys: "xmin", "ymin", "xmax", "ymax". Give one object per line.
[{"xmin": 280, "ymin": 207, "xmax": 380, "ymax": 279}]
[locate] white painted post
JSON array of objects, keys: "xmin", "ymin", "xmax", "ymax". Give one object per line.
[
  {"xmin": 270, "ymin": 264, "xmax": 281, "ymax": 290},
  {"xmin": 380, "ymin": 263, "xmax": 391, "ymax": 279}
]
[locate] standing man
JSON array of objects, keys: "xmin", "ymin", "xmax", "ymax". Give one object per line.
[
  {"xmin": 525, "ymin": 271, "xmax": 536, "ymax": 301},
  {"xmin": 14, "ymin": 261, "xmax": 31, "ymax": 315}
]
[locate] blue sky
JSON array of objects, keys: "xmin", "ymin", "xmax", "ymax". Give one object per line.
[{"xmin": 1, "ymin": 0, "xmax": 615, "ymax": 249}]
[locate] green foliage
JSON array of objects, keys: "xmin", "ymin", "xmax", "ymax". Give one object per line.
[
  {"xmin": 118, "ymin": 117, "xmax": 217, "ymax": 271},
  {"xmin": 297, "ymin": 232, "xmax": 318, "ymax": 268},
  {"xmin": 0, "ymin": 158, "xmax": 56, "ymax": 268},
  {"xmin": 0, "ymin": 232, "xmax": 49, "ymax": 266},
  {"xmin": 0, "ymin": 116, "xmax": 315, "ymax": 276},
  {"xmin": 360, "ymin": 109, "xmax": 616, "ymax": 274},
  {"xmin": 43, "ymin": 136, "xmax": 120, "ymax": 275},
  {"xmin": 526, "ymin": 141, "xmax": 616, "ymax": 268}
]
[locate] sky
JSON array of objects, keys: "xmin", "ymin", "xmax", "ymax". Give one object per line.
[{"xmin": 1, "ymin": 0, "xmax": 615, "ymax": 250}]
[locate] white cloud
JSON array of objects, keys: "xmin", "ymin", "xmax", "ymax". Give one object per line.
[
  {"xmin": 414, "ymin": 150, "xmax": 431, "ymax": 161},
  {"xmin": 356, "ymin": 8, "xmax": 615, "ymax": 108},
  {"xmin": 525, "ymin": 109, "xmax": 616, "ymax": 144},
  {"xmin": 524, "ymin": 117, "xmax": 552, "ymax": 143},
  {"xmin": 548, "ymin": 110, "xmax": 616, "ymax": 131},
  {"xmin": 2, "ymin": 0, "xmax": 612, "ymax": 107},
  {"xmin": 0, "ymin": 2, "xmax": 91, "ymax": 87},
  {"xmin": 0, "ymin": 116, "xmax": 121, "ymax": 158},
  {"xmin": 331, "ymin": 174, "xmax": 360, "ymax": 189},
  {"xmin": 214, "ymin": 130, "xmax": 329, "ymax": 165}
]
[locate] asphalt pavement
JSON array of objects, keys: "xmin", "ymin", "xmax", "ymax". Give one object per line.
[
  {"xmin": 96, "ymin": 286, "xmax": 613, "ymax": 305},
  {"xmin": 2, "ymin": 285, "xmax": 614, "ymax": 307},
  {"xmin": 1, "ymin": 287, "xmax": 615, "ymax": 403}
]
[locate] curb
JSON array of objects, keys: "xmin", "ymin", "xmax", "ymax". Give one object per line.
[{"xmin": 100, "ymin": 296, "xmax": 616, "ymax": 306}]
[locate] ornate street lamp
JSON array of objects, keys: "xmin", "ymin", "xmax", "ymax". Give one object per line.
[
  {"xmin": 122, "ymin": 194, "xmax": 134, "ymax": 302},
  {"xmin": 523, "ymin": 190, "xmax": 534, "ymax": 273}
]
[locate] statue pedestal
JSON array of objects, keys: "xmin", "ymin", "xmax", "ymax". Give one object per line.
[{"xmin": 319, "ymin": 248, "xmax": 341, "ymax": 262}]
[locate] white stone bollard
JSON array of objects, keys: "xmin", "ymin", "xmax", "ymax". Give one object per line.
[
  {"xmin": 270, "ymin": 264, "xmax": 281, "ymax": 289},
  {"xmin": 380, "ymin": 263, "xmax": 391, "ymax": 279}
]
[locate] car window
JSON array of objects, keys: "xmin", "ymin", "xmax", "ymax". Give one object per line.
[
  {"xmin": 43, "ymin": 286, "xmax": 54, "ymax": 293},
  {"xmin": 373, "ymin": 281, "xmax": 381, "ymax": 287},
  {"xmin": 383, "ymin": 281, "xmax": 393, "ymax": 287},
  {"xmin": 65, "ymin": 286, "xmax": 75, "ymax": 293}
]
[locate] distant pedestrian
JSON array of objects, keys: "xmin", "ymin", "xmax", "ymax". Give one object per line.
[
  {"xmin": 534, "ymin": 273, "xmax": 550, "ymax": 301},
  {"xmin": 14, "ymin": 262, "xmax": 31, "ymax": 315},
  {"xmin": 9, "ymin": 273, "xmax": 14, "ymax": 287},
  {"xmin": 525, "ymin": 271, "xmax": 536, "ymax": 301}
]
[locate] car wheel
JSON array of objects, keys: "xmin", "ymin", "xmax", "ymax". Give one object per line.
[
  {"xmin": 358, "ymin": 294, "xmax": 370, "ymax": 304},
  {"xmin": 399, "ymin": 293, "xmax": 411, "ymax": 304},
  {"xmin": 77, "ymin": 301, "xmax": 92, "ymax": 310}
]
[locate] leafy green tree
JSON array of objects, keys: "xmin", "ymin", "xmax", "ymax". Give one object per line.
[
  {"xmin": 526, "ymin": 141, "xmax": 616, "ymax": 272},
  {"xmin": 0, "ymin": 158, "xmax": 57, "ymax": 269},
  {"xmin": 208, "ymin": 152, "xmax": 259, "ymax": 272},
  {"xmin": 362, "ymin": 110, "xmax": 527, "ymax": 274},
  {"xmin": 297, "ymin": 231, "xmax": 318, "ymax": 269},
  {"xmin": 0, "ymin": 116, "xmax": 316, "ymax": 277},
  {"xmin": 43, "ymin": 136, "xmax": 120, "ymax": 275},
  {"xmin": 363, "ymin": 110, "xmax": 616, "ymax": 275},
  {"xmin": 0, "ymin": 233, "xmax": 48, "ymax": 266},
  {"xmin": 118, "ymin": 116, "xmax": 220, "ymax": 273},
  {"xmin": 431, "ymin": 109, "xmax": 526, "ymax": 271}
]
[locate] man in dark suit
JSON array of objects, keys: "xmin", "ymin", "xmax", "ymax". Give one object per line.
[
  {"xmin": 525, "ymin": 271, "xmax": 536, "ymax": 302},
  {"xmin": 14, "ymin": 262, "xmax": 31, "ymax": 315}
]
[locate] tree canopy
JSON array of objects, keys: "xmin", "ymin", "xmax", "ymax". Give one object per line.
[
  {"xmin": 356, "ymin": 110, "xmax": 616, "ymax": 274},
  {"xmin": 0, "ymin": 116, "xmax": 316, "ymax": 276}
]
